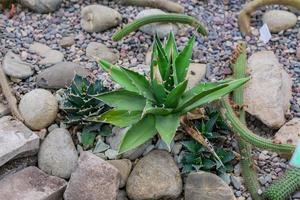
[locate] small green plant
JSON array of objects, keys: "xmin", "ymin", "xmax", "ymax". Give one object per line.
[
  {"xmin": 93, "ymin": 32, "xmax": 249, "ymax": 154},
  {"xmin": 61, "ymin": 74, "xmax": 111, "ymax": 149},
  {"xmin": 61, "ymin": 74, "xmax": 108, "ymax": 125},
  {"xmin": 180, "ymin": 109, "xmax": 235, "ymax": 175}
]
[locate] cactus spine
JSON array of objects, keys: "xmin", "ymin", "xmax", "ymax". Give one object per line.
[
  {"xmin": 231, "ymin": 42, "xmax": 262, "ymax": 200},
  {"xmin": 264, "ymin": 167, "xmax": 300, "ymax": 200},
  {"xmin": 112, "ymin": 14, "xmax": 208, "ymax": 41}
]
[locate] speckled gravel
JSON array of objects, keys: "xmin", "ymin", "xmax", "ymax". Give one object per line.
[{"xmin": 1, "ymin": 0, "xmax": 300, "ymax": 199}]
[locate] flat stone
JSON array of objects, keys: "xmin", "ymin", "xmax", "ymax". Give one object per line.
[
  {"xmin": 29, "ymin": 42, "xmax": 64, "ymax": 65},
  {"xmin": 3, "ymin": 51, "xmax": 33, "ymax": 79},
  {"xmin": 86, "ymin": 42, "xmax": 119, "ymax": 64},
  {"xmin": 38, "ymin": 128, "xmax": 78, "ymax": 179},
  {"xmin": 187, "ymin": 63, "xmax": 207, "ymax": 89},
  {"xmin": 81, "ymin": 5, "xmax": 122, "ymax": 33},
  {"xmin": 19, "ymin": 89, "xmax": 58, "ymax": 130},
  {"xmin": 244, "ymin": 51, "xmax": 292, "ymax": 128},
  {"xmin": 108, "ymin": 159, "xmax": 132, "ymax": 188},
  {"xmin": 0, "ymin": 116, "xmax": 39, "ymax": 167},
  {"xmin": 274, "ymin": 118, "xmax": 300, "ymax": 145},
  {"xmin": 136, "ymin": 9, "xmax": 178, "ymax": 38},
  {"xmin": 36, "ymin": 62, "xmax": 90, "ymax": 89},
  {"xmin": 64, "ymin": 151, "xmax": 120, "ymax": 200},
  {"xmin": 126, "ymin": 150, "xmax": 182, "ymax": 200},
  {"xmin": 262, "ymin": 10, "xmax": 297, "ymax": 33},
  {"xmin": 185, "ymin": 171, "xmax": 236, "ymax": 200},
  {"xmin": 20, "ymin": 0, "xmax": 62, "ymax": 13},
  {"xmin": 0, "ymin": 166, "xmax": 67, "ymax": 200}
]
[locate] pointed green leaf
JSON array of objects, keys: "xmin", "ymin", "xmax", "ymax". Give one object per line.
[
  {"xmin": 182, "ymin": 77, "xmax": 250, "ymax": 113},
  {"xmin": 175, "ymin": 35, "xmax": 195, "ymax": 83},
  {"xmin": 90, "ymin": 109, "xmax": 142, "ymax": 127},
  {"xmin": 119, "ymin": 115, "xmax": 157, "ymax": 154},
  {"xmin": 155, "ymin": 35, "xmax": 169, "ymax": 81},
  {"xmin": 94, "ymin": 90, "xmax": 146, "ymax": 111},
  {"xmin": 151, "ymin": 79, "xmax": 167, "ymax": 104},
  {"xmin": 143, "ymin": 100, "xmax": 172, "ymax": 116},
  {"xmin": 99, "ymin": 60, "xmax": 138, "ymax": 92},
  {"xmin": 165, "ymin": 32, "xmax": 178, "ymax": 59},
  {"xmin": 155, "ymin": 114, "xmax": 180, "ymax": 149},
  {"xmin": 164, "ymin": 80, "xmax": 188, "ymax": 108}
]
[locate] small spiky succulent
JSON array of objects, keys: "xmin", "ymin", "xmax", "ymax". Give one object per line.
[
  {"xmin": 93, "ymin": 32, "xmax": 249, "ymax": 154},
  {"xmin": 61, "ymin": 74, "xmax": 108, "ymax": 125}
]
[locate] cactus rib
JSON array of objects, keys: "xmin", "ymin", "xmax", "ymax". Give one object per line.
[
  {"xmin": 219, "ymin": 97, "xmax": 295, "ymax": 155},
  {"xmin": 231, "ymin": 42, "xmax": 262, "ymax": 200},
  {"xmin": 264, "ymin": 167, "xmax": 300, "ymax": 200},
  {"xmin": 112, "ymin": 14, "xmax": 208, "ymax": 41}
]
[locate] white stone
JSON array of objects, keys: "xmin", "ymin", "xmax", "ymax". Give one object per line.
[
  {"xmin": 136, "ymin": 9, "xmax": 178, "ymax": 38},
  {"xmin": 19, "ymin": 89, "xmax": 58, "ymax": 130},
  {"xmin": 20, "ymin": 0, "xmax": 62, "ymax": 13},
  {"xmin": 3, "ymin": 51, "xmax": 33, "ymax": 79},
  {"xmin": 274, "ymin": 118, "xmax": 300, "ymax": 145},
  {"xmin": 81, "ymin": 5, "xmax": 122, "ymax": 33},
  {"xmin": 262, "ymin": 10, "xmax": 297, "ymax": 33},
  {"xmin": 38, "ymin": 128, "xmax": 78, "ymax": 179},
  {"xmin": 0, "ymin": 116, "xmax": 39, "ymax": 167},
  {"xmin": 187, "ymin": 63, "xmax": 207, "ymax": 89},
  {"xmin": 244, "ymin": 51, "xmax": 292, "ymax": 128},
  {"xmin": 86, "ymin": 42, "xmax": 119, "ymax": 64}
]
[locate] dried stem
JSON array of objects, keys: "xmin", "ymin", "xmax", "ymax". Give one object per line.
[
  {"xmin": 0, "ymin": 64, "xmax": 24, "ymax": 122},
  {"xmin": 238, "ymin": 0, "xmax": 300, "ymax": 35}
]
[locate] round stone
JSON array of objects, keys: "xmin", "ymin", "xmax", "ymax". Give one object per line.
[{"xmin": 19, "ymin": 89, "xmax": 58, "ymax": 130}]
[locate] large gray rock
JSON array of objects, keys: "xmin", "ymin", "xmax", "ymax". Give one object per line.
[
  {"xmin": 0, "ymin": 116, "xmax": 39, "ymax": 167},
  {"xmin": 108, "ymin": 159, "xmax": 132, "ymax": 188},
  {"xmin": 20, "ymin": 0, "xmax": 62, "ymax": 13},
  {"xmin": 36, "ymin": 62, "xmax": 90, "ymax": 89},
  {"xmin": 136, "ymin": 9, "xmax": 178, "ymax": 38},
  {"xmin": 0, "ymin": 166, "xmax": 67, "ymax": 200},
  {"xmin": 3, "ymin": 51, "xmax": 33, "ymax": 79},
  {"xmin": 107, "ymin": 127, "xmax": 151, "ymax": 160},
  {"xmin": 64, "ymin": 151, "xmax": 120, "ymax": 200},
  {"xmin": 81, "ymin": 5, "xmax": 122, "ymax": 33},
  {"xmin": 29, "ymin": 42, "xmax": 64, "ymax": 64},
  {"xmin": 274, "ymin": 118, "xmax": 300, "ymax": 145},
  {"xmin": 86, "ymin": 42, "xmax": 119, "ymax": 64},
  {"xmin": 262, "ymin": 10, "xmax": 297, "ymax": 33},
  {"xmin": 19, "ymin": 89, "xmax": 58, "ymax": 130},
  {"xmin": 244, "ymin": 51, "xmax": 292, "ymax": 128},
  {"xmin": 38, "ymin": 128, "xmax": 78, "ymax": 179},
  {"xmin": 185, "ymin": 171, "xmax": 236, "ymax": 200},
  {"xmin": 187, "ymin": 63, "xmax": 207, "ymax": 89},
  {"xmin": 126, "ymin": 150, "xmax": 182, "ymax": 200}
]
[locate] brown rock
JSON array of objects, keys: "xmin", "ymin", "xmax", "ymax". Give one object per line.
[
  {"xmin": 64, "ymin": 151, "xmax": 120, "ymax": 200},
  {"xmin": 126, "ymin": 150, "xmax": 182, "ymax": 200},
  {"xmin": 274, "ymin": 118, "xmax": 300, "ymax": 145},
  {"xmin": 244, "ymin": 51, "xmax": 292, "ymax": 128},
  {"xmin": 108, "ymin": 159, "xmax": 132, "ymax": 188},
  {"xmin": 185, "ymin": 171, "xmax": 236, "ymax": 200},
  {"xmin": 187, "ymin": 63, "xmax": 207, "ymax": 89},
  {"xmin": 0, "ymin": 166, "xmax": 67, "ymax": 200}
]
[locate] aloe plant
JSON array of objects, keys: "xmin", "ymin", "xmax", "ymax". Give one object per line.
[{"xmin": 92, "ymin": 33, "xmax": 249, "ymax": 154}]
